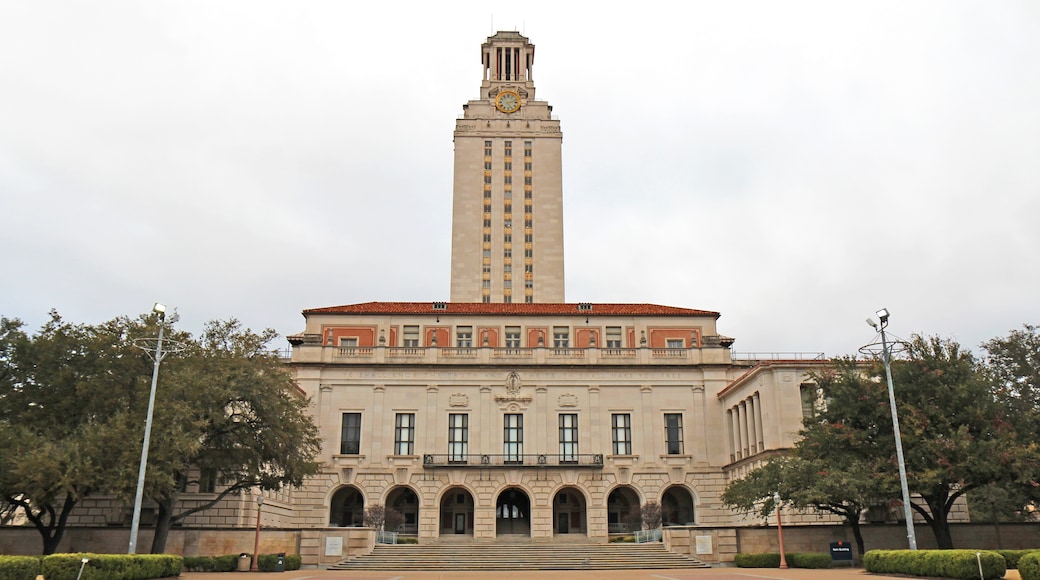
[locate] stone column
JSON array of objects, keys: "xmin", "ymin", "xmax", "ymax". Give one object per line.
[
  {"xmin": 536, "ymin": 386, "xmax": 549, "ymax": 454},
  {"xmin": 480, "ymin": 386, "xmax": 492, "ymax": 453},
  {"xmin": 372, "ymin": 385, "xmax": 385, "ymax": 458},
  {"xmin": 640, "ymin": 386, "xmax": 656, "ymax": 458},
  {"xmin": 691, "ymin": 386, "xmax": 707, "ymax": 462},
  {"xmin": 746, "ymin": 396, "xmax": 757, "ymax": 455}
]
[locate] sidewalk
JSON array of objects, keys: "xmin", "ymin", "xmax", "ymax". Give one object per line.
[{"xmin": 177, "ymin": 568, "xmax": 1022, "ymax": 580}]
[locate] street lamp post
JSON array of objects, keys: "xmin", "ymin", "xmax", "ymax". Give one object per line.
[
  {"xmin": 128, "ymin": 302, "xmax": 168, "ymax": 554},
  {"xmin": 867, "ymin": 308, "xmax": 918, "ymax": 550},
  {"xmin": 251, "ymin": 495, "xmax": 264, "ymax": 572},
  {"xmin": 773, "ymin": 492, "xmax": 788, "ymax": 569}
]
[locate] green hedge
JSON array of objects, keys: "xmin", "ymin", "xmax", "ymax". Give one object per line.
[
  {"xmin": 37, "ymin": 553, "xmax": 182, "ymax": 580},
  {"xmin": 0, "ymin": 555, "xmax": 42, "ymax": 580},
  {"xmin": 1020, "ymin": 552, "xmax": 1040, "ymax": 580},
  {"xmin": 863, "ymin": 549, "xmax": 1005, "ymax": 580},
  {"xmin": 184, "ymin": 553, "xmax": 302, "ymax": 573},
  {"xmin": 788, "ymin": 552, "xmax": 833, "ymax": 568},
  {"xmin": 734, "ymin": 552, "xmax": 831, "ymax": 568},
  {"xmin": 735, "ymin": 552, "xmax": 780, "ymax": 567},
  {"xmin": 998, "ymin": 549, "xmax": 1040, "ymax": 569}
]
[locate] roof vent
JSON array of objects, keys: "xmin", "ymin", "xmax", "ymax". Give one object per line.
[
  {"xmin": 433, "ymin": 302, "xmax": 447, "ymax": 310},
  {"xmin": 577, "ymin": 303, "xmax": 593, "ymax": 311}
]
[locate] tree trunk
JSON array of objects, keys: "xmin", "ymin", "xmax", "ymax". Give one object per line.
[
  {"xmin": 849, "ymin": 516, "xmax": 866, "ymax": 556},
  {"xmin": 32, "ymin": 494, "xmax": 77, "ymax": 555},
  {"xmin": 150, "ymin": 498, "xmax": 175, "ymax": 554},
  {"xmin": 926, "ymin": 497, "xmax": 954, "ymax": 549}
]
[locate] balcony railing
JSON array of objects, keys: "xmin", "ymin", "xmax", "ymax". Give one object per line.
[
  {"xmin": 422, "ymin": 453, "xmax": 604, "ymax": 468},
  {"xmin": 293, "ymin": 344, "xmax": 736, "ymax": 366}
]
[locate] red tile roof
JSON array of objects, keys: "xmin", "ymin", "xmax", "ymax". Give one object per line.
[{"xmin": 303, "ymin": 301, "xmax": 719, "ymax": 318}]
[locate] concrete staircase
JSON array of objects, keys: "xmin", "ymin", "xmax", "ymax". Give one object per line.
[{"xmin": 329, "ymin": 540, "xmax": 710, "ymax": 571}]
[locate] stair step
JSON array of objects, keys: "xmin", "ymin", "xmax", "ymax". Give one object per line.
[{"xmin": 329, "ymin": 541, "xmax": 710, "ymax": 571}]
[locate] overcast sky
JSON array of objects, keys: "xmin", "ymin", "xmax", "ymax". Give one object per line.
[{"xmin": 2, "ymin": 1, "xmax": 1037, "ymax": 358}]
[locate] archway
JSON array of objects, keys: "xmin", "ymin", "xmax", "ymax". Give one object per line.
[
  {"xmin": 662, "ymin": 485, "xmax": 696, "ymax": 526},
  {"xmin": 329, "ymin": 486, "xmax": 364, "ymax": 527},
  {"xmin": 607, "ymin": 486, "xmax": 641, "ymax": 533},
  {"xmin": 386, "ymin": 486, "xmax": 419, "ymax": 535},
  {"xmin": 495, "ymin": 487, "xmax": 531, "ymax": 536},
  {"xmin": 439, "ymin": 486, "xmax": 474, "ymax": 536},
  {"xmin": 552, "ymin": 486, "xmax": 587, "ymax": 535}
]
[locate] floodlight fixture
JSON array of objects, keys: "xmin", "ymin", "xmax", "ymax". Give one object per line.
[
  {"xmin": 153, "ymin": 302, "xmax": 167, "ymax": 319},
  {"xmin": 866, "ymin": 317, "xmax": 878, "ymax": 329},
  {"xmin": 876, "ymin": 308, "xmax": 890, "ymax": 324}
]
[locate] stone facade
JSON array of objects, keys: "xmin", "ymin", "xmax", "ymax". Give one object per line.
[{"xmin": 285, "ymin": 301, "xmax": 825, "ymax": 547}]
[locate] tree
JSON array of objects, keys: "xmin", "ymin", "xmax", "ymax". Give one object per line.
[
  {"xmin": 641, "ymin": 501, "xmax": 662, "ymax": 530},
  {"xmin": 724, "ymin": 336, "xmax": 1026, "ymax": 551},
  {"xmin": 0, "ymin": 313, "xmax": 153, "ymax": 553},
  {"xmin": 0, "ymin": 312, "xmax": 322, "ymax": 555},
  {"xmin": 980, "ymin": 324, "xmax": 1040, "ymax": 523},
  {"xmin": 364, "ymin": 505, "xmax": 404, "ymax": 532},
  {"xmin": 104, "ymin": 319, "xmax": 323, "ymax": 553},
  {"xmin": 887, "ymin": 335, "xmax": 1024, "ymax": 549}
]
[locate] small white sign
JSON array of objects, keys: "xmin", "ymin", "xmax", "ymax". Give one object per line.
[
  {"xmin": 325, "ymin": 536, "xmax": 343, "ymax": 556},
  {"xmin": 695, "ymin": 535, "xmax": 713, "ymax": 555}
]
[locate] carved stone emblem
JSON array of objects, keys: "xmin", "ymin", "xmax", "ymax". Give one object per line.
[
  {"xmin": 558, "ymin": 393, "xmax": 577, "ymax": 408},
  {"xmin": 506, "ymin": 371, "xmax": 522, "ymax": 395},
  {"xmin": 449, "ymin": 393, "xmax": 469, "ymax": 407}
]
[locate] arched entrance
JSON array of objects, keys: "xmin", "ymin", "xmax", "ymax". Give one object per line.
[
  {"xmin": 495, "ymin": 487, "xmax": 531, "ymax": 536},
  {"xmin": 439, "ymin": 486, "xmax": 474, "ymax": 536},
  {"xmin": 662, "ymin": 485, "xmax": 696, "ymax": 526},
  {"xmin": 386, "ymin": 486, "xmax": 419, "ymax": 535},
  {"xmin": 607, "ymin": 486, "xmax": 641, "ymax": 533},
  {"xmin": 329, "ymin": 486, "xmax": 364, "ymax": 527},
  {"xmin": 552, "ymin": 486, "xmax": 587, "ymax": 535}
]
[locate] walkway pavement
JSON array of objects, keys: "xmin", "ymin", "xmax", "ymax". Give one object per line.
[{"xmin": 179, "ymin": 568, "xmax": 1023, "ymax": 580}]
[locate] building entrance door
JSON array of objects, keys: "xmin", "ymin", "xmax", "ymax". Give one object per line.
[
  {"xmin": 558, "ymin": 513, "xmax": 569, "ymax": 534},
  {"xmin": 454, "ymin": 513, "xmax": 466, "ymax": 534}
]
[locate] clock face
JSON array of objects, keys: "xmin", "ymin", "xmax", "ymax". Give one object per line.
[{"xmin": 496, "ymin": 91, "xmax": 521, "ymax": 113}]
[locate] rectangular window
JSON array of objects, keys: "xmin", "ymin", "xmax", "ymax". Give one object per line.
[
  {"xmin": 504, "ymin": 413, "xmax": 523, "ymax": 462},
  {"xmin": 505, "ymin": 326, "xmax": 521, "ymax": 348},
  {"xmin": 666, "ymin": 338, "xmax": 684, "ymax": 349},
  {"xmin": 198, "ymin": 468, "xmax": 217, "ymax": 493},
  {"xmin": 553, "ymin": 326, "xmax": 569, "ymax": 348},
  {"xmin": 612, "ymin": 413, "xmax": 632, "ymax": 455},
  {"xmin": 395, "ymin": 413, "xmax": 415, "ymax": 455},
  {"xmin": 341, "ymin": 413, "xmax": 361, "ymax": 454},
  {"xmin": 606, "ymin": 327, "xmax": 622, "ymax": 348},
  {"xmin": 664, "ymin": 413, "xmax": 684, "ymax": 455},
  {"xmin": 559, "ymin": 414, "xmax": 578, "ymax": 462},
  {"xmin": 403, "ymin": 325, "xmax": 419, "ymax": 347},
  {"xmin": 456, "ymin": 326, "xmax": 473, "ymax": 347},
  {"xmin": 339, "ymin": 337, "xmax": 358, "ymax": 347},
  {"xmin": 800, "ymin": 384, "xmax": 817, "ymax": 419},
  {"xmin": 448, "ymin": 414, "xmax": 468, "ymax": 462}
]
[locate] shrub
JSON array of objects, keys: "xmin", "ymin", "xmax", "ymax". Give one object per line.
[
  {"xmin": 609, "ymin": 535, "xmax": 635, "ymax": 543},
  {"xmin": 864, "ymin": 549, "xmax": 1006, "ymax": 579},
  {"xmin": 734, "ymin": 552, "xmax": 781, "ymax": 568},
  {"xmin": 398, "ymin": 536, "xmax": 419, "ymax": 544},
  {"xmin": 213, "ymin": 554, "xmax": 240, "ymax": 572},
  {"xmin": 285, "ymin": 554, "xmax": 302, "ymax": 570},
  {"xmin": 999, "ymin": 550, "xmax": 1040, "ymax": 569},
  {"xmin": 38, "ymin": 554, "xmax": 182, "ymax": 580},
  {"xmin": 182, "ymin": 556, "xmax": 215, "ymax": 571},
  {"xmin": 734, "ymin": 552, "xmax": 830, "ymax": 569},
  {"xmin": 788, "ymin": 552, "xmax": 832, "ymax": 568},
  {"xmin": 1020, "ymin": 552, "xmax": 1040, "ymax": 580},
  {"xmin": 0, "ymin": 555, "xmax": 42, "ymax": 580}
]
